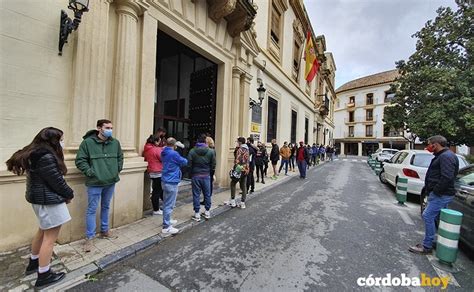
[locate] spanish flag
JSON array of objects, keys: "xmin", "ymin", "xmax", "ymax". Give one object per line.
[{"xmin": 304, "ymin": 31, "xmax": 319, "ymax": 82}]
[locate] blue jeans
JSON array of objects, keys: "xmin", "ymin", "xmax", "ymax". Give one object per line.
[
  {"xmin": 192, "ymin": 176, "xmax": 211, "ymax": 212},
  {"xmin": 162, "ymin": 182, "xmax": 178, "ymax": 228},
  {"xmin": 86, "ymin": 184, "xmax": 115, "ymax": 239},
  {"xmin": 279, "ymin": 159, "xmax": 289, "ymax": 174},
  {"xmin": 297, "ymin": 160, "xmax": 307, "ymax": 178},
  {"xmin": 422, "ymin": 192, "xmax": 453, "ymax": 249}
]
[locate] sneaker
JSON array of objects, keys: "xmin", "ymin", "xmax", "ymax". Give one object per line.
[
  {"xmin": 25, "ymin": 258, "xmax": 39, "ymax": 275},
  {"xmin": 100, "ymin": 231, "xmax": 118, "ymax": 239},
  {"xmin": 170, "ymin": 219, "xmax": 178, "ymax": 225},
  {"xmin": 34, "ymin": 269, "xmax": 66, "ymax": 288},
  {"xmin": 83, "ymin": 238, "xmax": 93, "ymax": 253},
  {"xmin": 261, "ymin": 180, "xmax": 265, "ymax": 184},
  {"xmin": 162, "ymin": 226, "xmax": 179, "ymax": 235},
  {"xmin": 408, "ymin": 243, "xmax": 432, "ymax": 255},
  {"xmin": 256, "ymin": 179, "xmax": 259, "ymax": 183},
  {"xmin": 230, "ymin": 199, "xmax": 237, "ymax": 208},
  {"xmin": 192, "ymin": 213, "xmax": 201, "ymax": 222},
  {"xmin": 202, "ymin": 210, "xmax": 211, "ymax": 219},
  {"xmin": 239, "ymin": 202, "xmax": 246, "ymax": 209},
  {"xmin": 153, "ymin": 210, "xmax": 163, "ymax": 215}
]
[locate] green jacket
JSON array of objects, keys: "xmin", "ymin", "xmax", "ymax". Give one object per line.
[
  {"xmin": 187, "ymin": 144, "xmax": 216, "ymax": 177},
  {"xmin": 75, "ymin": 130, "xmax": 124, "ymax": 186}
]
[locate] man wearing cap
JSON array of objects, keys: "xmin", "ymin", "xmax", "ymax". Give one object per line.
[
  {"xmin": 296, "ymin": 141, "xmax": 310, "ymax": 179},
  {"xmin": 409, "ymin": 135, "xmax": 459, "ymax": 254}
]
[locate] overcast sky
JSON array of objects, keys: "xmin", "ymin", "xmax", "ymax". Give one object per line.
[{"xmin": 304, "ymin": 0, "xmax": 458, "ymax": 88}]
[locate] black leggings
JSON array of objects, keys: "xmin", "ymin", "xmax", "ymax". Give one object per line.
[
  {"xmin": 151, "ymin": 177, "xmax": 164, "ymax": 211},
  {"xmin": 256, "ymin": 165, "xmax": 265, "ymax": 181}
]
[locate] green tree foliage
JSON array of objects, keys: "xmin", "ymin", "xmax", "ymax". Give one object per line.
[{"xmin": 384, "ymin": 4, "xmax": 473, "ymax": 146}]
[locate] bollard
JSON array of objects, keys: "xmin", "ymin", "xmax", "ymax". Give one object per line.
[
  {"xmin": 396, "ymin": 177, "xmax": 408, "ymax": 205},
  {"xmin": 374, "ymin": 161, "xmax": 382, "ymax": 175},
  {"xmin": 369, "ymin": 159, "xmax": 375, "ymax": 170},
  {"xmin": 436, "ymin": 209, "xmax": 463, "ymax": 266}
]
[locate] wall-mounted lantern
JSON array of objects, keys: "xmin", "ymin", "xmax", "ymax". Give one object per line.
[
  {"xmin": 249, "ymin": 83, "xmax": 266, "ymax": 109},
  {"xmin": 58, "ymin": 0, "xmax": 90, "ymax": 56}
]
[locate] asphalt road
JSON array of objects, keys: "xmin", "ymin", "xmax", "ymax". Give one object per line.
[{"xmin": 70, "ymin": 159, "xmax": 473, "ymax": 291}]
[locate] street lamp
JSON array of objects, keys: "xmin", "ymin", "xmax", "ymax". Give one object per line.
[
  {"xmin": 58, "ymin": 0, "xmax": 90, "ymax": 56},
  {"xmin": 249, "ymin": 83, "xmax": 266, "ymax": 109}
]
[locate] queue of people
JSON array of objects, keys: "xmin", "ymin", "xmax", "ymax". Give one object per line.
[{"xmin": 6, "ymin": 120, "xmax": 338, "ymax": 288}]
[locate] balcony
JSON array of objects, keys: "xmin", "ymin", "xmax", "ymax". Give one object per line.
[
  {"xmin": 346, "ymin": 102, "xmax": 355, "ymax": 108},
  {"xmin": 344, "ymin": 115, "xmax": 378, "ymax": 124},
  {"xmin": 208, "ymin": 0, "xmax": 257, "ymax": 37},
  {"xmin": 344, "ymin": 131, "xmax": 378, "ymax": 138},
  {"xmin": 319, "ymin": 104, "xmax": 329, "ymax": 117}
]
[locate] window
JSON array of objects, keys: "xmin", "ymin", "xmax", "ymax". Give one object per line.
[
  {"xmin": 304, "ymin": 117, "xmax": 309, "ymax": 144},
  {"xmin": 267, "ymin": 97, "xmax": 278, "ymax": 142},
  {"xmin": 390, "ymin": 152, "xmax": 401, "ymax": 163},
  {"xmin": 291, "ymin": 110, "xmax": 297, "ymax": 143},
  {"xmin": 349, "ymin": 96, "xmax": 355, "ymax": 104},
  {"xmin": 366, "ymin": 125, "xmax": 373, "ymax": 137},
  {"xmin": 270, "ymin": 5, "xmax": 281, "ymax": 47},
  {"xmin": 411, "ymin": 154, "xmax": 434, "ymax": 168},
  {"xmin": 385, "ymin": 91, "xmax": 395, "ymax": 103},
  {"xmin": 348, "ymin": 126, "xmax": 354, "ymax": 137},
  {"xmin": 292, "ymin": 40, "xmax": 301, "ymax": 81},
  {"xmin": 366, "ymin": 109, "xmax": 373, "ymax": 121},
  {"xmin": 366, "ymin": 93, "xmax": 374, "ymax": 105},
  {"xmin": 348, "ymin": 111, "xmax": 354, "ymax": 122},
  {"xmin": 395, "ymin": 152, "xmax": 409, "ymax": 164}
]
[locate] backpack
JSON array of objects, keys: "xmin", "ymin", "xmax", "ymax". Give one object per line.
[{"xmin": 229, "ymin": 164, "xmax": 244, "ymax": 182}]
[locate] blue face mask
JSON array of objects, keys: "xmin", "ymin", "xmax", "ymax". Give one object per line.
[{"xmin": 103, "ymin": 129, "xmax": 113, "ymax": 138}]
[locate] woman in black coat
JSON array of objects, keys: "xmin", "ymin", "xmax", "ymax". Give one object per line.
[{"xmin": 6, "ymin": 127, "xmax": 74, "ymax": 288}]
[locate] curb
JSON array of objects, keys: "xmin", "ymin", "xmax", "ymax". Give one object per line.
[{"xmin": 46, "ymin": 162, "xmax": 329, "ymax": 290}]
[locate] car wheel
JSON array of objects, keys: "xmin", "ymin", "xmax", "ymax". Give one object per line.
[
  {"xmin": 379, "ymin": 169, "xmax": 388, "ymax": 184},
  {"xmin": 420, "ymin": 189, "xmax": 427, "ymax": 216}
]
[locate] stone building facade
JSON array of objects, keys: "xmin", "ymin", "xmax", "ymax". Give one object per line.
[
  {"xmin": 0, "ymin": 0, "xmax": 334, "ymax": 251},
  {"xmin": 333, "ymin": 69, "xmax": 409, "ymax": 156}
]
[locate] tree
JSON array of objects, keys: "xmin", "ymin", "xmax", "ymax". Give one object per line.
[{"xmin": 384, "ymin": 4, "xmax": 474, "ymax": 146}]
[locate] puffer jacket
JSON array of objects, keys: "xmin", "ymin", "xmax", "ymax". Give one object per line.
[
  {"xmin": 143, "ymin": 143, "xmax": 163, "ymax": 173},
  {"xmin": 26, "ymin": 149, "xmax": 74, "ymax": 205},
  {"xmin": 187, "ymin": 143, "xmax": 216, "ymax": 177},
  {"xmin": 425, "ymin": 148, "xmax": 459, "ymax": 196}
]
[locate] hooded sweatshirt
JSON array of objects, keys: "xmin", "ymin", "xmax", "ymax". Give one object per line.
[
  {"xmin": 143, "ymin": 143, "xmax": 163, "ymax": 174},
  {"xmin": 75, "ymin": 130, "xmax": 123, "ymax": 187},
  {"xmin": 161, "ymin": 146, "xmax": 188, "ymax": 184},
  {"xmin": 187, "ymin": 143, "xmax": 216, "ymax": 177}
]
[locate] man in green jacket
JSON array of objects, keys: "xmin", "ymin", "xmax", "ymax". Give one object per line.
[{"xmin": 75, "ymin": 119, "xmax": 123, "ymax": 252}]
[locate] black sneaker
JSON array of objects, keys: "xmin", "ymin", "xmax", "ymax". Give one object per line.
[
  {"xmin": 34, "ymin": 269, "xmax": 66, "ymax": 288},
  {"xmin": 25, "ymin": 258, "xmax": 38, "ymax": 275},
  {"xmin": 200, "ymin": 201, "xmax": 205, "ymax": 205}
]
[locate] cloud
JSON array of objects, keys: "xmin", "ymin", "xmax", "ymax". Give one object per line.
[{"xmin": 304, "ymin": 0, "xmax": 458, "ymax": 87}]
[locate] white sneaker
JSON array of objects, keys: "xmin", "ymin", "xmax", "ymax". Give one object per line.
[
  {"xmin": 192, "ymin": 213, "xmax": 201, "ymax": 222},
  {"xmin": 202, "ymin": 210, "xmax": 211, "ymax": 219},
  {"xmin": 170, "ymin": 219, "xmax": 177, "ymax": 225},
  {"xmin": 162, "ymin": 226, "xmax": 179, "ymax": 235},
  {"xmin": 239, "ymin": 202, "xmax": 246, "ymax": 209},
  {"xmin": 229, "ymin": 199, "xmax": 237, "ymax": 208},
  {"xmin": 153, "ymin": 210, "xmax": 163, "ymax": 215}
]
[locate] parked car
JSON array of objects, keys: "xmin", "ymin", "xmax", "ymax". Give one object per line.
[
  {"xmin": 450, "ymin": 165, "xmax": 474, "ymax": 251},
  {"xmin": 379, "ymin": 150, "xmax": 468, "ymax": 199},
  {"xmin": 371, "ymin": 148, "xmax": 399, "ymax": 162}
]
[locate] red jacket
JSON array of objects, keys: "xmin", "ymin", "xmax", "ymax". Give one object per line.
[{"xmin": 143, "ymin": 143, "xmax": 163, "ymax": 173}]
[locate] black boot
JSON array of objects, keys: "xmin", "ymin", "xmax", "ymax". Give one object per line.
[
  {"xmin": 25, "ymin": 258, "xmax": 38, "ymax": 275},
  {"xmin": 34, "ymin": 269, "xmax": 66, "ymax": 288}
]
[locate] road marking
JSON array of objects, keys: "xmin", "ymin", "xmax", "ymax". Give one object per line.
[
  {"xmin": 352, "ymin": 159, "xmax": 358, "ymax": 162},
  {"xmin": 397, "ymin": 210, "xmax": 415, "ymax": 225},
  {"xmin": 426, "ymin": 255, "xmax": 461, "ymax": 287},
  {"xmin": 343, "ymin": 159, "xmax": 348, "ymax": 161}
]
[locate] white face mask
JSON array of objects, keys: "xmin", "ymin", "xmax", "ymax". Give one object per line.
[{"xmin": 60, "ymin": 141, "xmax": 65, "ymax": 149}]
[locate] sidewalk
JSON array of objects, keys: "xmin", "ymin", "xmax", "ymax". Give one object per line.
[{"xmin": 1, "ymin": 163, "xmax": 326, "ymax": 291}]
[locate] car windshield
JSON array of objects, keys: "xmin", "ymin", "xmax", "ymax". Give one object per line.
[{"xmin": 411, "ymin": 153, "xmax": 434, "ymax": 168}]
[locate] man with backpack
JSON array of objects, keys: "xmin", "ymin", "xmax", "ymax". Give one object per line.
[{"xmin": 229, "ymin": 137, "xmax": 250, "ymax": 209}]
